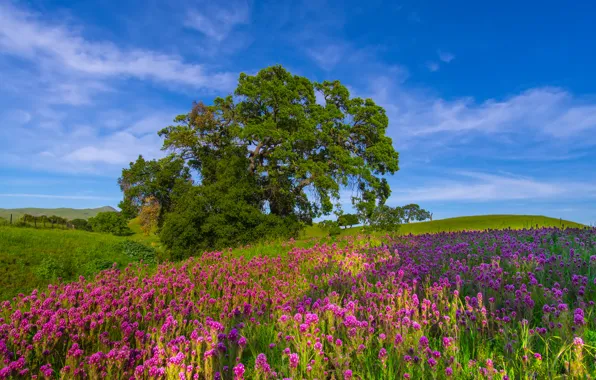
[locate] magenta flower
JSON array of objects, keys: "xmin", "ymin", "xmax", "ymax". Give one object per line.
[
  {"xmin": 233, "ymin": 363, "xmax": 245, "ymax": 380},
  {"xmin": 289, "ymin": 353, "xmax": 299, "ymax": 369}
]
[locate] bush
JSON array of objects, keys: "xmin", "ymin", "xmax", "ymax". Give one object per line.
[
  {"xmin": 35, "ymin": 256, "xmax": 68, "ymax": 281},
  {"xmin": 71, "ymin": 218, "xmax": 92, "ymax": 231},
  {"xmin": 118, "ymin": 240, "xmax": 157, "ymax": 264},
  {"xmin": 328, "ymin": 224, "xmax": 342, "ymax": 236},
  {"xmin": 89, "ymin": 212, "xmax": 133, "ymax": 236},
  {"xmin": 160, "ymin": 185, "xmax": 300, "ymax": 260}
]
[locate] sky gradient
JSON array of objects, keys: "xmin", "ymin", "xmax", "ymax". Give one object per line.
[{"xmin": 1, "ymin": 0, "xmax": 595, "ymax": 224}]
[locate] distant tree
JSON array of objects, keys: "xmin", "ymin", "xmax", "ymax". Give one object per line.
[
  {"xmin": 22, "ymin": 214, "xmax": 35, "ymax": 224},
  {"xmin": 318, "ymin": 219, "xmax": 342, "ymax": 236},
  {"xmin": 47, "ymin": 215, "xmax": 66, "ymax": 228},
  {"xmin": 89, "ymin": 212, "xmax": 133, "ymax": 236},
  {"xmin": 338, "ymin": 213, "xmax": 359, "ymax": 229},
  {"xmin": 118, "ymin": 154, "xmax": 191, "ymax": 222},
  {"xmin": 71, "ymin": 218, "xmax": 92, "ymax": 232},
  {"xmin": 370, "ymin": 205, "xmax": 405, "ymax": 233},
  {"xmin": 402, "ymin": 204, "xmax": 431, "ymax": 223},
  {"xmin": 138, "ymin": 196, "xmax": 160, "ymax": 236}
]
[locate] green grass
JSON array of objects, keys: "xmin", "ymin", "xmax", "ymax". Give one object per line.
[
  {"xmin": 0, "ymin": 213, "xmax": 585, "ymax": 300},
  {"xmin": 308, "ymin": 214, "xmax": 586, "ymax": 238},
  {"xmin": 0, "ymin": 226, "xmax": 155, "ymax": 300},
  {"xmin": 0, "ymin": 206, "xmax": 116, "ymax": 221}
]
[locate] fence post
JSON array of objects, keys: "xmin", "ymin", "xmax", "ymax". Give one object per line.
[{"xmin": 10, "ymin": 214, "xmax": 12, "ymax": 224}]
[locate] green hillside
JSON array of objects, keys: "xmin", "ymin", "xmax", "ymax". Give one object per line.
[
  {"xmin": 306, "ymin": 214, "xmax": 586, "ymax": 238},
  {"xmin": 0, "ymin": 226, "xmax": 157, "ymax": 300},
  {"xmin": 0, "ymin": 206, "xmax": 116, "ymax": 221}
]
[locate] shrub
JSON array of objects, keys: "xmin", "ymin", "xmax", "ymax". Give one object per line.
[
  {"xmin": 71, "ymin": 218, "xmax": 92, "ymax": 231},
  {"xmin": 118, "ymin": 240, "xmax": 157, "ymax": 264},
  {"xmin": 89, "ymin": 212, "xmax": 133, "ymax": 236}
]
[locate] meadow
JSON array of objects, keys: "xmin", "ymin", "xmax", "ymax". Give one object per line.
[
  {"xmin": 0, "ymin": 227, "xmax": 157, "ymax": 300},
  {"xmin": 0, "ymin": 226, "xmax": 594, "ymax": 379},
  {"xmin": 0, "ymin": 214, "xmax": 585, "ymax": 300}
]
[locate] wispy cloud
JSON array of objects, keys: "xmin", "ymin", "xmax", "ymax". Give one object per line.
[
  {"xmin": 363, "ymin": 76, "xmax": 596, "ymax": 158},
  {"xmin": 426, "ymin": 61, "xmax": 440, "ymax": 72},
  {"xmin": 388, "ymin": 171, "xmax": 596, "ymax": 204},
  {"xmin": 306, "ymin": 44, "xmax": 347, "ymax": 71},
  {"xmin": 185, "ymin": 2, "xmax": 250, "ymax": 42},
  {"xmin": 0, "ymin": 3, "xmax": 236, "ymax": 91},
  {"xmin": 438, "ymin": 50, "xmax": 455, "ymax": 63}
]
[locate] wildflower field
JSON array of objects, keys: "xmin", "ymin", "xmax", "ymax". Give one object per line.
[{"xmin": 1, "ymin": 227, "xmax": 595, "ymax": 379}]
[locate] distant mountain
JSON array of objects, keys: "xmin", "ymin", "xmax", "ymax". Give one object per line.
[{"xmin": 0, "ymin": 206, "xmax": 117, "ymax": 221}]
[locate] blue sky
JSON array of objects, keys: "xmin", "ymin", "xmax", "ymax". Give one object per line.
[{"xmin": 1, "ymin": 0, "xmax": 595, "ymax": 224}]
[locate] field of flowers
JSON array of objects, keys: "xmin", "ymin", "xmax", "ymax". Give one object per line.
[{"xmin": 1, "ymin": 227, "xmax": 595, "ymax": 379}]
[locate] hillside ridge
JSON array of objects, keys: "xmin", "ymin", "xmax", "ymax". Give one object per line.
[{"xmin": 0, "ymin": 206, "xmax": 116, "ymax": 221}]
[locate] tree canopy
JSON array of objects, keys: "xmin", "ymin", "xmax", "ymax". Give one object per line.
[
  {"xmin": 88, "ymin": 212, "xmax": 133, "ymax": 236},
  {"xmin": 119, "ymin": 65, "xmax": 400, "ymax": 255},
  {"xmin": 402, "ymin": 204, "xmax": 432, "ymax": 223},
  {"xmin": 158, "ymin": 65, "xmax": 398, "ymax": 222},
  {"xmin": 119, "ymin": 154, "xmax": 191, "ymax": 222},
  {"xmin": 338, "ymin": 213, "xmax": 359, "ymax": 229}
]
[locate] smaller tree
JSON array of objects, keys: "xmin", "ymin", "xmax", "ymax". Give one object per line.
[
  {"xmin": 370, "ymin": 205, "xmax": 405, "ymax": 233},
  {"xmin": 22, "ymin": 214, "xmax": 35, "ymax": 225},
  {"xmin": 138, "ymin": 196, "xmax": 160, "ymax": 236},
  {"xmin": 71, "ymin": 218, "xmax": 92, "ymax": 231},
  {"xmin": 89, "ymin": 212, "xmax": 133, "ymax": 236},
  {"xmin": 338, "ymin": 213, "xmax": 359, "ymax": 229},
  {"xmin": 402, "ymin": 204, "xmax": 431, "ymax": 223}
]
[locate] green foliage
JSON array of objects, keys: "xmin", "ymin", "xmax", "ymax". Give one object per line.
[
  {"xmin": 71, "ymin": 218, "xmax": 92, "ymax": 231},
  {"xmin": 318, "ymin": 220, "xmax": 342, "ymax": 237},
  {"xmin": 118, "ymin": 154, "xmax": 191, "ymax": 221},
  {"xmin": 141, "ymin": 65, "xmax": 400, "ymax": 254},
  {"xmin": 34, "ymin": 256, "xmax": 67, "ymax": 281},
  {"xmin": 338, "ymin": 213, "xmax": 359, "ymax": 228},
  {"xmin": 0, "ymin": 217, "xmax": 7, "ymax": 226},
  {"xmin": 89, "ymin": 212, "xmax": 133, "ymax": 236},
  {"xmin": 369, "ymin": 205, "xmax": 404, "ymax": 233},
  {"xmin": 160, "ymin": 173, "xmax": 301, "ymax": 260},
  {"xmin": 401, "ymin": 203, "xmax": 431, "ymax": 223},
  {"xmin": 328, "ymin": 224, "xmax": 342, "ymax": 236},
  {"xmin": 118, "ymin": 240, "xmax": 157, "ymax": 264}
]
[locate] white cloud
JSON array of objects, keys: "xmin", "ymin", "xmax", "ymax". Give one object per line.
[
  {"xmin": 438, "ymin": 50, "xmax": 455, "ymax": 63},
  {"xmin": 0, "ymin": 3, "xmax": 236, "ymax": 92},
  {"xmin": 364, "ymin": 77, "xmax": 596, "ymax": 154},
  {"xmin": 1, "ymin": 110, "xmax": 31, "ymax": 124},
  {"xmin": 64, "ymin": 147, "xmax": 130, "ymax": 165},
  {"xmin": 306, "ymin": 44, "xmax": 346, "ymax": 70},
  {"xmin": 387, "ymin": 171, "xmax": 596, "ymax": 204},
  {"xmin": 426, "ymin": 61, "xmax": 440, "ymax": 72},
  {"xmin": 185, "ymin": 2, "xmax": 250, "ymax": 41}
]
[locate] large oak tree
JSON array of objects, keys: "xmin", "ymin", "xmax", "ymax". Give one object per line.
[{"xmin": 158, "ymin": 65, "xmax": 399, "ymax": 224}]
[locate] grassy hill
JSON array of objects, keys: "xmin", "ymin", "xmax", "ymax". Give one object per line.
[
  {"xmin": 305, "ymin": 214, "xmax": 586, "ymax": 238},
  {"xmin": 0, "ymin": 226, "xmax": 156, "ymax": 300},
  {"xmin": 0, "ymin": 206, "xmax": 116, "ymax": 221}
]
